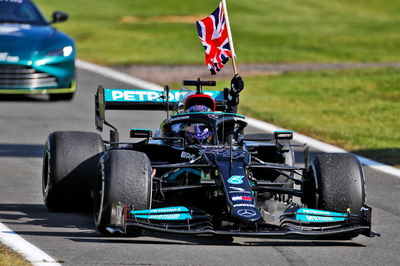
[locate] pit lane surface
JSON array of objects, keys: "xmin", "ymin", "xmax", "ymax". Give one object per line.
[{"xmin": 0, "ymin": 68, "xmax": 399, "ymax": 265}]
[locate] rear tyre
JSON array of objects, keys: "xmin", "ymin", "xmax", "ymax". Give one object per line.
[
  {"xmin": 304, "ymin": 153, "xmax": 366, "ymax": 215},
  {"xmin": 94, "ymin": 150, "xmax": 152, "ymax": 236},
  {"xmin": 42, "ymin": 131, "xmax": 104, "ymax": 211},
  {"xmin": 49, "ymin": 93, "xmax": 74, "ymax": 101}
]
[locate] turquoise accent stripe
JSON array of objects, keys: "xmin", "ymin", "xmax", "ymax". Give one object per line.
[
  {"xmin": 104, "ymin": 89, "xmax": 224, "ymax": 103},
  {"xmin": 131, "ymin": 206, "xmax": 189, "ymax": 215},
  {"xmin": 295, "ymin": 208, "xmax": 348, "ymax": 222},
  {"xmin": 131, "ymin": 206, "xmax": 192, "ymax": 220},
  {"xmin": 134, "ymin": 213, "xmax": 192, "ymax": 220},
  {"xmin": 274, "ymin": 130, "xmax": 293, "ymax": 133},
  {"xmin": 172, "ymin": 111, "xmax": 245, "ymax": 118}
]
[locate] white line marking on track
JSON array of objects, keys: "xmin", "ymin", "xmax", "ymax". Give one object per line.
[
  {"xmin": 76, "ymin": 59, "xmax": 400, "ymax": 179},
  {"xmin": 0, "ymin": 222, "xmax": 61, "ymax": 266},
  {"xmin": 246, "ymin": 117, "xmax": 400, "ymax": 178},
  {"xmin": 76, "ymin": 59, "xmax": 163, "ymax": 91}
]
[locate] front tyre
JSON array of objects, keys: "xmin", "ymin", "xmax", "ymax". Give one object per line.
[
  {"xmin": 94, "ymin": 150, "xmax": 152, "ymax": 236},
  {"xmin": 304, "ymin": 153, "xmax": 366, "ymax": 215}
]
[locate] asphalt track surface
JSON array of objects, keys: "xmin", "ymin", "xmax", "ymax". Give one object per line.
[{"xmin": 0, "ymin": 68, "xmax": 399, "ymax": 265}]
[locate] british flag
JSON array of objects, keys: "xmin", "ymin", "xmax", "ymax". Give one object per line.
[{"xmin": 196, "ymin": 2, "xmax": 232, "ymax": 75}]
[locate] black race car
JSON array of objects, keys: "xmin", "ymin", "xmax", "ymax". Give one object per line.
[{"xmin": 42, "ymin": 79, "xmax": 378, "ymax": 239}]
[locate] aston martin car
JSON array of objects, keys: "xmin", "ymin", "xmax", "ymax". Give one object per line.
[{"xmin": 0, "ymin": 0, "xmax": 76, "ymax": 101}]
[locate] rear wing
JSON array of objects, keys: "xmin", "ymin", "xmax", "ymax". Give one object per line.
[{"xmin": 95, "ymin": 85, "xmax": 227, "ymax": 132}]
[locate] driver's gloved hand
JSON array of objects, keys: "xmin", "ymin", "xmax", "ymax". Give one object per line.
[{"xmin": 230, "ymin": 74, "xmax": 244, "ymax": 97}]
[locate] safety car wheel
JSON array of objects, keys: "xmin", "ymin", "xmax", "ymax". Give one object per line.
[
  {"xmin": 94, "ymin": 150, "xmax": 152, "ymax": 236},
  {"xmin": 49, "ymin": 93, "xmax": 74, "ymax": 101},
  {"xmin": 42, "ymin": 131, "xmax": 104, "ymax": 211},
  {"xmin": 304, "ymin": 153, "xmax": 366, "ymax": 215}
]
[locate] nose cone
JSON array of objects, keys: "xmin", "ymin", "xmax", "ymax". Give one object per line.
[{"xmin": 232, "ymin": 207, "xmax": 262, "ymax": 224}]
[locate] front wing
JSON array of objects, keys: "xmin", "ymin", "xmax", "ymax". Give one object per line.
[{"xmin": 106, "ymin": 203, "xmax": 378, "ymax": 238}]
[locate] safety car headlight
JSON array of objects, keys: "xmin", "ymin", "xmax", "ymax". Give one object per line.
[{"xmin": 46, "ymin": 46, "xmax": 73, "ymax": 57}]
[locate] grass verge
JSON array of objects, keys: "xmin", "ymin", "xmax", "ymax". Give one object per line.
[
  {"xmin": 35, "ymin": 0, "xmax": 400, "ymax": 65},
  {"xmin": 231, "ymin": 68, "xmax": 399, "ymax": 167},
  {"xmin": 0, "ymin": 244, "xmax": 30, "ymax": 266},
  {"xmin": 34, "ymin": 1, "xmax": 399, "ymax": 166}
]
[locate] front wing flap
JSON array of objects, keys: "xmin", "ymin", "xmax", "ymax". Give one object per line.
[{"xmin": 107, "ymin": 202, "xmax": 379, "ymax": 238}]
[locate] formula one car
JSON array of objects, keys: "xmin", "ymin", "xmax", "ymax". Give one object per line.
[
  {"xmin": 42, "ymin": 79, "xmax": 378, "ymax": 239},
  {"xmin": 0, "ymin": 0, "xmax": 75, "ymax": 100}
]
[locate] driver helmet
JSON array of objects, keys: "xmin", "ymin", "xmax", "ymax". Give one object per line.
[
  {"xmin": 183, "ymin": 123, "xmax": 213, "ymax": 144},
  {"xmin": 179, "ymin": 93, "xmax": 216, "ymax": 113}
]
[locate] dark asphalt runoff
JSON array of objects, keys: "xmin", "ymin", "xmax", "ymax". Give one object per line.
[{"xmin": 0, "ymin": 68, "xmax": 399, "ymax": 265}]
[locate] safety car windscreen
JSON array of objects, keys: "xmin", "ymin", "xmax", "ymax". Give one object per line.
[{"xmin": 0, "ymin": 0, "xmax": 47, "ymax": 25}]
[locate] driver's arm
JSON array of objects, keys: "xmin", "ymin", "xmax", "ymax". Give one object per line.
[{"xmin": 225, "ymin": 74, "xmax": 244, "ymax": 114}]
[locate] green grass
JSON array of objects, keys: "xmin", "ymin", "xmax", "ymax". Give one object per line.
[
  {"xmin": 232, "ymin": 68, "xmax": 400, "ymax": 166},
  {"xmin": 34, "ymin": 0, "xmax": 400, "ymax": 166},
  {"xmin": 0, "ymin": 244, "xmax": 30, "ymax": 266},
  {"xmin": 35, "ymin": 0, "xmax": 400, "ymax": 65}
]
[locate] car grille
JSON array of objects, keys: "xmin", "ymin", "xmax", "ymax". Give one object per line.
[{"xmin": 0, "ymin": 64, "xmax": 58, "ymax": 88}]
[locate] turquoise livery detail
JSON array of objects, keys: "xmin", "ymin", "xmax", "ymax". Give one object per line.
[
  {"xmin": 134, "ymin": 213, "xmax": 192, "ymax": 220},
  {"xmin": 131, "ymin": 206, "xmax": 189, "ymax": 214},
  {"xmin": 131, "ymin": 206, "xmax": 192, "ymax": 220},
  {"xmin": 295, "ymin": 208, "xmax": 348, "ymax": 223},
  {"xmin": 104, "ymin": 89, "xmax": 224, "ymax": 103},
  {"xmin": 228, "ymin": 175, "xmax": 244, "ymax": 185}
]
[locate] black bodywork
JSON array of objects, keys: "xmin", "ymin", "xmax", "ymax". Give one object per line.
[{"xmin": 94, "ymin": 81, "xmax": 378, "ymax": 239}]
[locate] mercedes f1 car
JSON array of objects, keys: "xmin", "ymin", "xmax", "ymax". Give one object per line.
[{"xmin": 42, "ymin": 79, "xmax": 378, "ymax": 239}]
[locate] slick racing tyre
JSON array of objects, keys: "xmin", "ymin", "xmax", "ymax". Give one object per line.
[
  {"xmin": 94, "ymin": 150, "xmax": 152, "ymax": 236},
  {"xmin": 42, "ymin": 131, "xmax": 104, "ymax": 211},
  {"xmin": 304, "ymin": 153, "xmax": 366, "ymax": 216}
]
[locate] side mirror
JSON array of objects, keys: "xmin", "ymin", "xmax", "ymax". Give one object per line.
[{"xmin": 51, "ymin": 11, "xmax": 69, "ymax": 24}]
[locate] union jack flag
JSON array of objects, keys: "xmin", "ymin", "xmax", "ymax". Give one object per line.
[{"xmin": 196, "ymin": 2, "xmax": 232, "ymax": 75}]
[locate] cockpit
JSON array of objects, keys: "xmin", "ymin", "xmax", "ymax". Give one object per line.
[{"xmin": 160, "ymin": 112, "xmax": 247, "ymax": 146}]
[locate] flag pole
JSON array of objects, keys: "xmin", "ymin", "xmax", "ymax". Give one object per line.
[{"xmin": 221, "ymin": 0, "xmax": 238, "ymax": 75}]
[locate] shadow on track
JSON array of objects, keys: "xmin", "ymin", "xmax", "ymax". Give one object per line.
[
  {"xmin": 0, "ymin": 94, "xmax": 49, "ymax": 102},
  {"xmin": 0, "ymin": 203, "xmax": 364, "ymax": 247},
  {"xmin": 0, "ymin": 143, "xmax": 43, "ymax": 158},
  {"xmin": 0, "ymin": 204, "xmax": 94, "ymax": 235},
  {"xmin": 69, "ymin": 233, "xmax": 364, "ymax": 247}
]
